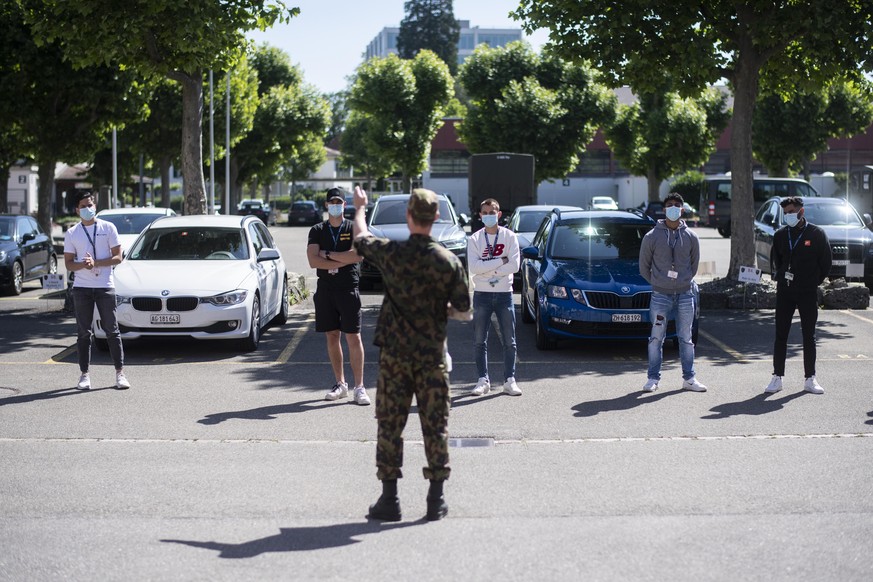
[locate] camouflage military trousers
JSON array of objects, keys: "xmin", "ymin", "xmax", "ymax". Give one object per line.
[{"xmin": 375, "ymin": 349, "xmax": 450, "ymax": 482}]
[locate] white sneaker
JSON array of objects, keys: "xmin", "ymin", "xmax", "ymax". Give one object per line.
[
  {"xmin": 77, "ymin": 373, "xmax": 91, "ymax": 390},
  {"xmin": 682, "ymin": 377, "xmax": 708, "ymax": 392},
  {"xmin": 642, "ymin": 379, "xmax": 659, "ymax": 392},
  {"xmin": 353, "ymin": 386, "xmax": 371, "ymax": 406},
  {"xmin": 503, "ymin": 377, "xmax": 522, "ymax": 396},
  {"xmin": 764, "ymin": 375, "xmax": 783, "ymax": 393},
  {"xmin": 804, "ymin": 376, "xmax": 825, "ymax": 394},
  {"xmin": 115, "ymin": 370, "xmax": 131, "ymax": 390},
  {"xmin": 471, "ymin": 377, "xmax": 490, "ymax": 396},
  {"xmin": 325, "ymin": 382, "xmax": 348, "ymax": 401}
]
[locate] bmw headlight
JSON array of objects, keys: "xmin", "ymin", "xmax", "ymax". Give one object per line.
[
  {"xmin": 202, "ymin": 290, "xmax": 249, "ymax": 306},
  {"xmin": 0, "ymin": 250, "xmax": 7, "ymax": 262},
  {"xmin": 547, "ymin": 285, "xmax": 567, "ymax": 299},
  {"xmin": 115, "ymin": 295, "xmax": 132, "ymax": 307}
]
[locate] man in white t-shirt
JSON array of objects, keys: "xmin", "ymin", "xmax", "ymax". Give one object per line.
[
  {"xmin": 467, "ymin": 198, "xmax": 522, "ymax": 396},
  {"xmin": 63, "ymin": 192, "xmax": 130, "ymax": 390}
]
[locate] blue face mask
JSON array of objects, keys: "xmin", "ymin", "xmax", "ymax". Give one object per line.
[
  {"xmin": 784, "ymin": 212, "xmax": 800, "ymax": 227},
  {"xmin": 481, "ymin": 214, "xmax": 499, "ymax": 228},
  {"xmin": 327, "ymin": 204, "xmax": 344, "ymax": 217},
  {"xmin": 664, "ymin": 205, "xmax": 682, "ymax": 222},
  {"xmin": 79, "ymin": 206, "xmax": 96, "ymax": 221}
]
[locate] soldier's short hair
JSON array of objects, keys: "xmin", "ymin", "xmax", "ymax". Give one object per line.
[{"xmin": 480, "ymin": 198, "xmax": 500, "ymax": 212}]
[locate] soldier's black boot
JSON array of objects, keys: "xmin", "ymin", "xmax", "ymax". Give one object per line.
[
  {"xmin": 368, "ymin": 479, "xmax": 401, "ymax": 521},
  {"xmin": 426, "ymin": 480, "xmax": 448, "ymax": 521}
]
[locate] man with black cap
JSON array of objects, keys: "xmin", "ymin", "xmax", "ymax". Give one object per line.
[
  {"xmin": 306, "ymin": 188, "xmax": 369, "ymax": 405},
  {"xmin": 765, "ymin": 196, "xmax": 832, "ymax": 395},
  {"xmin": 351, "ymin": 186, "xmax": 471, "ymax": 522}
]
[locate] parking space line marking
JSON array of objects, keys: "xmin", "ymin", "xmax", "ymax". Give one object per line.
[
  {"xmin": 698, "ymin": 329, "xmax": 748, "ymax": 362},
  {"xmin": 44, "ymin": 345, "xmax": 76, "ymax": 364},
  {"xmin": 840, "ymin": 309, "xmax": 873, "ymax": 324},
  {"xmin": 276, "ymin": 316, "xmax": 314, "ymax": 365}
]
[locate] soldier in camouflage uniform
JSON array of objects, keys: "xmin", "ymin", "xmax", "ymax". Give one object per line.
[{"xmin": 351, "ymin": 186, "xmax": 471, "ymax": 522}]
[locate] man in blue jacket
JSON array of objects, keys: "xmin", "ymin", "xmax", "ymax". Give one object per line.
[{"xmin": 639, "ymin": 193, "xmax": 706, "ymax": 393}]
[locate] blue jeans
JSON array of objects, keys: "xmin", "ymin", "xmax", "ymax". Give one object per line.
[
  {"xmin": 473, "ymin": 291, "xmax": 516, "ymax": 382},
  {"xmin": 73, "ymin": 287, "xmax": 124, "ymax": 373},
  {"xmin": 647, "ymin": 290, "xmax": 696, "ymax": 381}
]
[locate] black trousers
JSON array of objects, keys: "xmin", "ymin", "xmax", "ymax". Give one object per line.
[{"xmin": 772, "ymin": 285, "xmax": 819, "ymax": 378}]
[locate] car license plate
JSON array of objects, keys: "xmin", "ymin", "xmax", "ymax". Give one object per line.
[
  {"xmin": 150, "ymin": 314, "xmax": 180, "ymax": 324},
  {"xmin": 612, "ymin": 313, "xmax": 641, "ymax": 323},
  {"xmin": 297, "ymin": 217, "xmax": 307, "ymax": 222},
  {"xmin": 832, "ymin": 260, "xmax": 849, "ymax": 266}
]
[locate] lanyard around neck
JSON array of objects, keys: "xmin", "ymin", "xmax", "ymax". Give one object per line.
[{"xmin": 483, "ymin": 228, "xmax": 499, "ymax": 259}]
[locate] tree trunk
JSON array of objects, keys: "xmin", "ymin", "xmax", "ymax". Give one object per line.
[
  {"xmin": 159, "ymin": 156, "xmax": 171, "ymax": 208},
  {"xmin": 647, "ymin": 164, "xmax": 660, "ymax": 202},
  {"xmin": 0, "ymin": 166, "xmax": 10, "ymax": 214},
  {"xmin": 178, "ymin": 70, "xmax": 206, "ymax": 216},
  {"xmin": 727, "ymin": 53, "xmax": 760, "ymax": 278},
  {"xmin": 36, "ymin": 160, "xmax": 56, "ymax": 238}
]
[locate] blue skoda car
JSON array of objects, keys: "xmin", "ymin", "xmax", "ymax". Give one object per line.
[{"xmin": 520, "ymin": 209, "xmax": 696, "ymax": 350}]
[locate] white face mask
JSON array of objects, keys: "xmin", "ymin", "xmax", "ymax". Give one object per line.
[
  {"xmin": 664, "ymin": 205, "xmax": 682, "ymax": 222},
  {"xmin": 784, "ymin": 212, "xmax": 800, "ymax": 227},
  {"xmin": 481, "ymin": 214, "xmax": 499, "ymax": 228},
  {"xmin": 327, "ymin": 204, "xmax": 344, "ymax": 217},
  {"xmin": 79, "ymin": 206, "xmax": 96, "ymax": 221}
]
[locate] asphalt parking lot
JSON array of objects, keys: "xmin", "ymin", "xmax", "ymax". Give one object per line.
[{"xmin": 1, "ymin": 224, "xmax": 872, "ymax": 581}]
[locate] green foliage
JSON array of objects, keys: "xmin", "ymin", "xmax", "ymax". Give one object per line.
[
  {"xmin": 669, "ymin": 170, "xmax": 706, "ymax": 201},
  {"xmin": 325, "ymin": 90, "xmax": 350, "ymax": 146},
  {"xmin": 397, "ymin": 0, "xmax": 460, "ymax": 75},
  {"xmin": 349, "ymin": 51, "xmax": 454, "ymax": 190},
  {"xmin": 753, "ymin": 79, "xmax": 873, "ymax": 176},
  {"xmin": 249, "ymin": 43, "xmax": 301, "ymax": 96},
  {"xmin": 605, "ymin": 87, "xmax": 729, "ymax": 200},
  {"xmin": 457, "ymin": 41, "xmax": 616, "ymax": 186}
]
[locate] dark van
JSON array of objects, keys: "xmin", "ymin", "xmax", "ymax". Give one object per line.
[{"xmin": 700, "ymin": 175, "xmax": 819, "ymax": 237}]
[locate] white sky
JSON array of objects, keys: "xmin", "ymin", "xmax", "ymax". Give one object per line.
[{"xmin": 248, "ymin": 0, "xmax": 549, "ymax": 94}]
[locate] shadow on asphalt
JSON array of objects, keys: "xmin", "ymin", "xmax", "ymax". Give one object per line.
[
  {"xmin": 162, "ymin": 520, "xmax": 423, "ymax": 558},
  {"xmin": 701, "ymin": 391, "xmax": 808, "ymax": 420},
  {"xmin": 197, "ymin": 398, "xmax": 349, "ymax": 425},
  {"xmin": 0, "ymin": 386, "xmax": 118, "ymax": 407},
  {"xmin": 571, "ymin": 389, "xmax": 684, "ymax": 417}
]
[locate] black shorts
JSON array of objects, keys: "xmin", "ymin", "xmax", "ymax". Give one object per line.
[{"xmin": 314, "ymin": 286, "xmax": 362, "ymax": 333}]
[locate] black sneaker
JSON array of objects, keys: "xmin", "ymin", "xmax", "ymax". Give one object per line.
[{"xmin": 368, "ymin": 495, "xmax": 401, "ymax": 521}]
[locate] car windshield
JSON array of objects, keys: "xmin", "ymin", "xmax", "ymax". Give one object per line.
[
  {"xmin": 550, "ymin": 220, "xmax": 650, "ymax": 260},
  {"xmin": 371, "ymin": 198, "xmax": 454, "ymax": 225},
  {"xmin": 792, "ymin": 203, "xmax": 864, "ymax": 227},
  {"xmin": 515, "ymin": 211, "xmax": 549, "ymax": 232},
  {"xmin": 127, "ymin": 227, "xmax": 249, "ymax": 260},
  {"xmin": 292, "ymin": 202, "xmax": 313, "ymax": 210},
  {"xmin": 0, "ymin": 217, "xmax": 13, "ymax": 240},
  {"xmin": 100, "ymin": 213, "xmax": 168, "ymax": 235}
]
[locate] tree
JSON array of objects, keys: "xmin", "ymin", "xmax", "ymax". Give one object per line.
[
  {"xmin": 349, "ymin": 51, "xmax": 454, "ymax": 192},
  {"xmin": 24, "ymin": 0, "xmax": 297, "ymax": 216},
  {"xmin": 325, "ymin": 90, "xmax": 350, "ymax": 147},
  {"xmin": 457, "ymin": 41, "xmax": 616, "ymax": 188},
  {"xmin": 606, "ymin": 86, "xmax": 730, "ymax": 202},
  {"xmin": 397, "ymin": 0, "xmax": 460, "ymax": 75},
  {"xmin": 340, "ymin": 112, "xmax": 397, "ymax": 189},
  {"xmin": 753, "ymin": 79, "xmax": 873, "ymax": 177},
  {"xmin": 5, "ymin": 3, "xmax": 148, "ymax": 235},
  {"xmin": 515, "ymin": 0, "xmax": 873, "ymax": 277}
]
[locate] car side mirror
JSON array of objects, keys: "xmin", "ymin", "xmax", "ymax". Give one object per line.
[
  {"xmin": 863, "ymin": 213, "xmax": 872, "ymax": 227},
  {"xmin": 763, "ymin": 213, "xmax": 774, "ymax": 226},
  {"xmin": 257, "ymin": 248, "xmax": 281, "ymax": 262},
  {"xmin": 458, "ymin": 213, "xmax": 469, "ymax": 226},
  {"xmin": 521, "ymin": 246, "xmax": 540, "ymax": 260},
  {"xmin": 22, "ymin": 232, "xmax": 36, "ymax": 242}
]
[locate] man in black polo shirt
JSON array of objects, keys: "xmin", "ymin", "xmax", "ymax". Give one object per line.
[{"xmin": 307, "ymin": 188, "xmax": 370, "ymax": 405}]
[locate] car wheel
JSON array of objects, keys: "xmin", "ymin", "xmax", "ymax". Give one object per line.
[
  {"xmin": 717, "ymin": 223, "xmax": 731, "ymax": 238},
  {"xmin": 4, "ymin": 261, "xmax": 24, "ymax": 295},
  {"xmin": 520, "ymin": 275, "xmax": 534, "ymax": 324},
  {"xmin": 535, "ymin": 300, "xmax": 556, "ymax": 350},
  {"xmin": 273, "ymin": 278, "xmax": 289, "ymax": 326},
  {"xmin": 240, "ymin": 294, "xmax": 261, "ymax": 351}
]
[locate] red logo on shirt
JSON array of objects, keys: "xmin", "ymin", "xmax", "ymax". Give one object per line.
[
  {"xmin": 481, "ymin": 243, "xmax": 505, "ymax": 258},
  {"xmin": 804, "ymin": 240, "xmax": 811, "ymax": 246}
]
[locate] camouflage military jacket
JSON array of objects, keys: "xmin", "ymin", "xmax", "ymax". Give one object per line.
[{"xmin": 355, "ymin": 233, "xmax": 470, "ymax": 362}]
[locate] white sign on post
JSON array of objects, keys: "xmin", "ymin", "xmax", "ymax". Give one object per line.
[
  {"xmin": 738, "ymin": 266, "xmax": 763, "ymax": 283},
  {"xmin": 42, "ymin": 273, "xmax": 65, "ymax": 292}
]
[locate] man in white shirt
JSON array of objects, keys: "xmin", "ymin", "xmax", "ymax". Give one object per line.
[
  {"xmin": 467, "ymin": 198, "xmax": 522, "ymax": 396},
  {"xmin": 63, "ymin": 192, "xmax": 130, "ymax": 390}
]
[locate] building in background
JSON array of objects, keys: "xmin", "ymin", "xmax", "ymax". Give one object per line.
[{"xmin": 365, "ymin": 20, "xmax": 522, "ymax": 66}]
